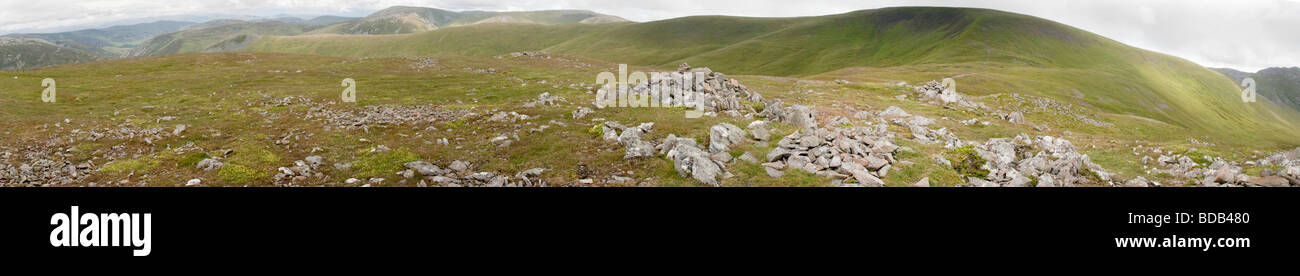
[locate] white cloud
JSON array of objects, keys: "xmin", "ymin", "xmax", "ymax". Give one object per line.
[{"xmin": 0, "ymin": 0, "xmax": 1296, "ymax": 71}]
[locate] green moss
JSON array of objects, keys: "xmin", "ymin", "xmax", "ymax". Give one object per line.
[
  {"xmin": 1244, "ymin": 165, "xmax": 1283, "ymax": 177},
  {"xmin": 228, "ymin": 147, "xmax": 280, "ymax": 167},
  {"xmin": 1081, "ymin": 166, "xmax": 1105, "ymax": 184},
  {"xmin": 442, "ymin": 118, "xmax": 468, "ymax": 130},
  {"xmin": 945, "ymin": 145, "xmax": 988, "ymax": 180},
  {"xmin": 178, "ymin": 152, "xmax": 211, "ymax": 168},
  {"xmin": 218, "ymin": 164, "xmax": 266, "ymax": 184},
  {"xmin": 99, "ymin": 158, "xmax": 159, "ymax": 173},
  {"xmin": 353, "ymin": 149, "xmax": 421, "ymax": 178}
]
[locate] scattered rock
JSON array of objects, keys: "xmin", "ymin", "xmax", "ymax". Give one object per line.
[{"xmin": 912, "ymin": 177, "xmax": 930, "ymax": 187}]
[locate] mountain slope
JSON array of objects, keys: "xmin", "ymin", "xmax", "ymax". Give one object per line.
[
  {"xmin": 0, "ymin": 37, "xmax": 102, "ymax": 70},
  {"xmin": 1213, "ymin": 67, "xmax": 1300, "ymax": 113},
  {"xmin": 242, "ymin": 7, "xmax": 1300, "ymax": 145},
  {"xmin": 3, "ymin": 20, "xmax": 195, "ymax": 58},
  {"xmin": 130, "ymin": 20, "xmax": 319, "ymax": 57},
  {"xmin": 307, "ymin": 6, "xmax": 628, "ymax": 35}
]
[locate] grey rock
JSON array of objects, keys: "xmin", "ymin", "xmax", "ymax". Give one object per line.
[
  {"xmin": 624, "ymin": 140, "xmax": 657, "ymax": 159},
  {"xmin": 572, "ymin": 107, "xmax": 594, "ymax": 119},
  {"xmin": 404, "ymin": 161, "xmax": 443, "ymax": 176},
  {"xmin": 764, "ymin": 166, "xmax": 784, "ymax": 178},
  {"xmin": 798, "ymin": 135, "xmax": 822, "ymax": 148},
  {"xmin": 304, "ymin": 155, "xmax": 324, "ymax": 168},
  {"xmin": 172, "ymin": 124, "xmax": 187, "ymax": 136},
  {"xmin": 880, "ymin": 106, "xmax": 910, "ymax": 118},
  {"xmin": 747, "ymin": 120, "xmax": 771, "ymax": 141},
  {"xmin": 196, "ymin": 158, "xmax": 224, "ymax": 171},
  {"xmin": 449, "ymin": 160, "xmax": 470, "ymax": 172},
  {"xmin": 1123, "ymin": 176, "xmax": 1150, "ymax": 187},
  {"xmin": 1006, "ymin": 112, "xmax": 1026, "ymax": 124},
  {"xmin": 1245, "ymin": 176, "xmax": 1289, "ymax": 187},
  {"xmin": 912, "ymin": 177, "xmax": 930, "ymax": 187},
  {"xmin": 851, "ymin": 169, "xmax": 884, "ymax": 187},
  {"xmin": 787, "ymin": 105, "xmax": 818, "ymax": 132},
  {"xmin": 860, "ymin": 156, "xmax": 889, "ymax": 170},
  {"xmin": 333, "ymin": 162, "xmax": 352, "ymax": 171},
  {"xmin": 967, "ymin": 177, "xmax": 998, "ymax": 187}
]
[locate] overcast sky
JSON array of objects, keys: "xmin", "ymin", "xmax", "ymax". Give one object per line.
[{"xmin": 1, "ymin": 0, "xmax": 1297, "ymax": 71}]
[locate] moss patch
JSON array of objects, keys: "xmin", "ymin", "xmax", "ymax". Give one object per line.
[
  {"xmin": 945, "ymin": 145, "xmax": 988, "ymax": 180},
  {"xmin": 99, "ymin": 158, "xmax": 159, "ymax": 173},
  {"xmin": 218, "ymin": 164, "xmax": 266, "ymax": 184},
  {"xmin": 353, "ymin": 149, "xmax": 421, "ymax": 178},
  {"xmin": 178, "ymin": 152, "xmax": 211, "ymax": 169}
]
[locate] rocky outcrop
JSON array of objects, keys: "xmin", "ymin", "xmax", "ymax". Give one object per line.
[
  {"xmin": 963, "ymin": 134, "xmax": 1114, "ymax": 187},
  {"xmin": 763, "ymin": 125, "xmax": 899, "ymax": 187},
  {"xmin": 398, "ymin": 159, "xmax": 548, "ymax": 187},
  {"xmin": 594, "ymin": 63, "xmax": 763, "ymax": 117}
]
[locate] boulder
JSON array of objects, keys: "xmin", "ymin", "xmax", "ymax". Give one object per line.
[
  {"xmin": 968, "ymin": 177, "xmax": 998, "ymax": 187},
  {"xmin": 1006, "ymin": 112, "xmax": 1026, "ymax": 124},
  {"xmin": 667, "ymin": 143, "xmax": 725, "ymax": 186},
  {"xmin": 786, "ymin": 105, "xmax": 818, "ymax": 132},
  {"xmin": 624, "ymin": 140, "xmax": 657, "ymax": 159},
  {"xmin": 859, "ymin": 156, "xmax": 889, "ymax": 170},
  {"xmin": 747, "ymin": 120, "xmax": 771, "ymax": 141},
  {"xmin": 851, "ymin": 169, "xmax": 884, "ymax": 187},
  {"xmin": 708, "ymin": 123, "xmax": 744, "ymax": 153},
  {"xmin": 196, "ymin": 158, "xmax": 224, "ymax": 171},
  {"xmin": 1245, "ymin": 176, "xmax": 1290, "ymax": 187},
  {"xmin": 404, "ymin": 161, "xmax": 443, "ymax": 176},
  {"xmin": 448, "ymin": 160, "xmax": 470, "ymax": 172},
  {"xmin": 1123, "ymin": 176, "xmax": 1150, "ymax": 187},
  {"xmin": 912, "ymin": 177, "xmax": 930, "ymax": 187}
]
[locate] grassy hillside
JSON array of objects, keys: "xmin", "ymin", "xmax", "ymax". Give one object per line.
[
  {"xmin": 130, "ymin": 21, "xmax": 320, "ymax": 57},
  {"xmin": 0, "ymin": 37, "xmax": 102, "ymax": 70},
  {"xmin": 306, "ymin": 6, "xmax": 628, "ymax": 35},
  {"xmin": 244, "ymin": 7, "xmax": 1300, "ymax": 146},
  {"xmin": 1214, "ymin": 67, "xmax": 1300, "ymax": 113},
  {"xmin": 1, "ymin": 52, "xmax": 1290, "ymax": 187}
]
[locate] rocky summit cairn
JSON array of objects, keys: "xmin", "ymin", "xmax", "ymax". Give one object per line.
[
  {"xmin": 959, "ymin": 134, "xmax": 1114, "ymax": 187},
  {"xmin": 764, "ymin": 125, "xmax": 900, "ymax": 187},
  {"xmin": 595, "ymin": 63, "xmax": 764, "ymax": 117},
  {"xmin": 911, "ymin": 80, "xmax": 985, "ymax": 110}
]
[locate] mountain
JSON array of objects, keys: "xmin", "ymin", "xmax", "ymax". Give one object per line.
[
  {"xmin": 2, "ymin": 20, "xmax": 195, "ymax": 58},
  {"xmin": 302, "ymin": 16, "xmax": 362, "ymax": 26},
  {"xmin": 307, "ymin": 6, "xmax": 628, "ymax": 35},
  {"xmin": 0, "ymin": 37, "xmax": 102, "ymax": 70},
  {"xmin": 129, "ymin": 20, "xmax": 320, "ymax": 57},
  {"xmin": 1214, "ymin": 67, "xmax": 1300, "ymax": 113},
  {"xmin": 242, "ymin": 7, "xmax": 1300, "ymax": 145}
]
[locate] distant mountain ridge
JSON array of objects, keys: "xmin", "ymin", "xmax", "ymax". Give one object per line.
[
  {"xmin": 1213, "ymin": 67, "xmax": 1300, "ymax": 113},
  {"xmin": 0, "ymin": 6, "xmax": 627, "ymax": 67},
  {"xmin": 3, "ymin": 20, "xmax": 195, "ymax": 58},
  {"xmin": 307, "ymin": 6, "xmax": 628, "ymax": 35},
  {"xmin": 0, "ymin": 37, "xmax": 102, "ymax": 70},
  {"xmin": 240, "ymin": 7, "xmax": 1300, "ymax": 142}
]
